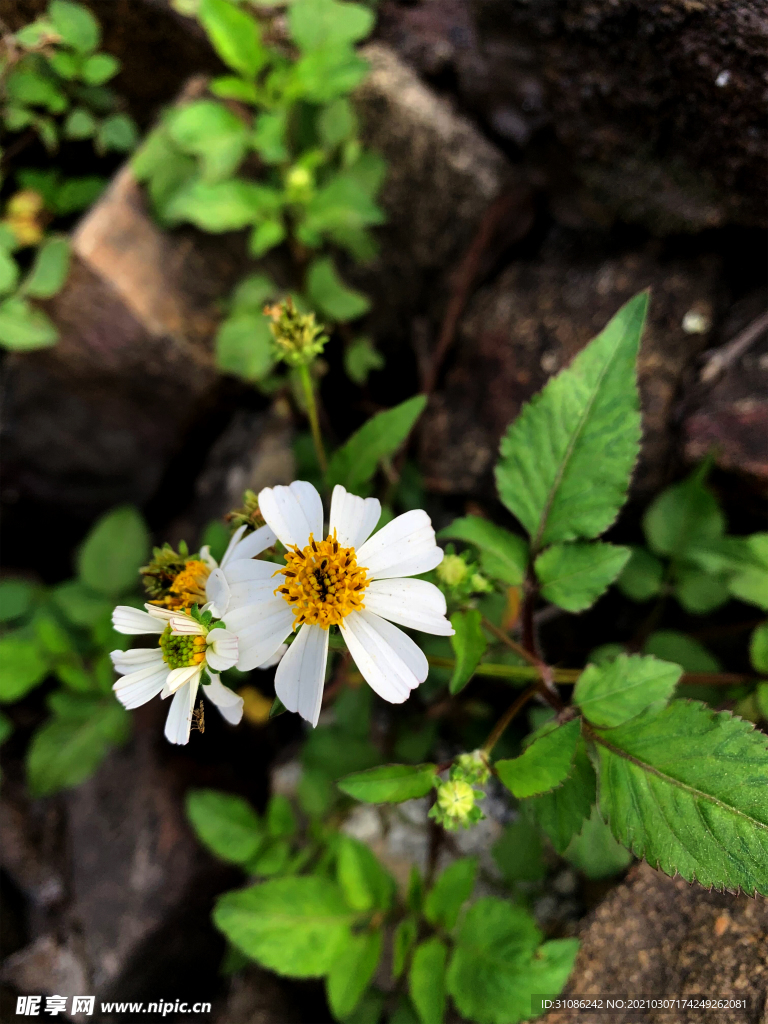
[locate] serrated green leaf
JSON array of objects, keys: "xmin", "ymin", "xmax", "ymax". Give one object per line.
[
  {"xmin": 81, "ymin": 52, "xmax": 120, "ymax": 85},
  {"xmin": 643, "ymin": 630, "xmax": 720, "ymax": 673},
  {"xmin": 575, "ymin": 654, "xmax": 681, "ymax": 728},
  {"xmin": 344, "ymin": 335, "xmax": 384, "ymax": 385},
  {"xmin": 497, "ymin": 718, "xmax": 581, "ymax": 798},
  {"xmin": 185, "ymin": 788, "xmax": 263, "ymax": 864},
  {"xmin": 76, "ymin": 505, "xmax": 149, "ymax": 596},
  {"xmin": 327, "ymin": 930, "xmax": 381, "ymax": 1019},
  {"xmin": 0, "ymin": 579, "xmax": 34, "ymax": 623},
  {"xmin": 564, "ymin": 804, "xmax": 632, "ymax": 879},
  {"xmin": 448, "ymin": 609, "xmax": 487, "ymax": 695},
  {"xmin": 306, "ymin": 255, "xmax": 370, "ymax": 322},
  {"xmin": 643, "ymin": 468, "xmax": 724, "ymax": 558},
  {"xmin": 338, "ymin": 762, "xmax": 436, "ymax": 803},
  {"xmin": 535, "ymin": 541, "xmax": 630, "ymax": 612},
  {"xmin": 750, "ymin": 622, "xmax": 768, "ymax": 673},
  {"xmin": 492, "ymin": 817, "xmax": 546, "ymax": 883},
  {"xmin": 526, "ymin": 736, "xmax": 596, "ymax": 854},
  {"xmin": 495, "ymin": 292, "xmax": 646, "ymax": 550},
  {"xmin": 439, "ymin": 516, "xmax": 528, "ymax": 586},
  {"xmin": 21, "ymin": 236, "xmax": 70, "ymax": 298},
  {"xmin": 423, "ymin": 857, "xmax": 477, "ymax": 932},
  {"xmin": 198, "ymin": 0, "xmax": 265, "ymax": 77},
  {"xmin": 0, "ymin": 634, "xmax": 50, "ymax": 702},
  {"xmin": 593, "ymin": 700, "xmax": 768, "ymax": 895},
  {"xmin": 0, "ymin": 296, "xmax": 58, "ymax": 351},
  {"xmin": 326, "ymin": 396, "xmax": 426, "ymax": 493},
  {"xmin": 213, "ymin": 877, "xmax": 355, "ymax": 977},
  {"xmin": 215, "ymin": 311, "xmax": 275, "ymax": 382},
  {"xmin": 288, "ymin": 0, "xmax": 374, "ymax": 52},
  {"xmin": 393, "ymin": 917, "xmax": 417, "ymax": 979},
  {"xmin": 616, "ymin": 546, "xmax": 664, "ymax": 602},
  {"xmin": 165, "ymin": 178, "xmax": 281, "ymax": 232},
  {"xmin": 49, "ymin": 0, "xmax": 100, "ymax": 52},
  {"xmin": 409, "ymin": 938, "xmax": 447, "ymax": 1024}
]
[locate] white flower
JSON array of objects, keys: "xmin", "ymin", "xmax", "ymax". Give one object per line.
[
  {"xmin": 200, "ymin": 522, "xmax": 277, "ymax": 618},
  {"xmin": 110, "ymin": 604, "xmax": 243, "ymax": 745},
  {"xmin": 224, "ymin": 481, "xmax": 454, "ymax": 727}
]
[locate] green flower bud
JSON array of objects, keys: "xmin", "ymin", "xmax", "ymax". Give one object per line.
[
  {"xmin": 454, "ymin": 750, "xmax": 491, "ymax": 786},
  {"xmin": 437, "ymin": 779, "xmax": 475, "ymax": 820},
  {"xmin": 265, "ymin": 298, "xmax": 328, "ymax": 368},
  {"xmin": 437, "ymin": 553, "xmax": 469, "ymax": 588}
]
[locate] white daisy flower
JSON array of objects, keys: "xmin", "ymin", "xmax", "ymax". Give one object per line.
[
  {"xmin": 223, "ymin": 481, "xmax": 454, "ymax": 727},
  {"xmin": 110, "ymin": 604, "xmax": 243, "ymax": 745},
  {"xmin": 201, "ymin": 522, "xmax": 277, "ymax": 617}
]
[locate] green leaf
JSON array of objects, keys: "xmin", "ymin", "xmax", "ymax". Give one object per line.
[
  {"xmin": 0, "ymin": 579, "xmax": 34, "ymax": 622},
  {"xmin": 27, "ymin": 697, "xmax": 130, "ymax": 796},
  {"xmin": 492, "ymin": 817, "xmax": 546, "ymax": 883},
  {"xmin": 0, "ymin": 296, "xmax": 58, "ymax": 351},
  {"xmin": 344, "ymin": 336, "xmax": 384, "ymax": 385},
  {"xmin": 616, "ymin": 546, "xmax": 664, "ymax": 602},
  {"xmin": 495, "ymin": 292, "xmax": 647, "ymax": 551},
  {"xmin": 535, "ymin": 542, "xmax": 631, "ymax": 612},
  {"xmin": 574, "ymin": 654, "xmax": 681, "ymax": 728},
  {"xmin": 97, "ymin": 113, "xmax": 138, "ymax": 153},
  {"xmin": 526, "ymin": 736, "xmax": 596, "ymax": 854},
  {"xmin": 215, "ymin": 311, "xmax": 275, "ymax": 382},
  {"xmin": 409, "ymin": 938, "xmax": 447, "ymax": 1024},
  {"xmin": 34, "ymin": 613, "xmax": 74, "ymax": 656},
  {"xmin": 165, "ymin": 179, "xmax": 281, "ymax": 232},
  {"xmin": 564, "ymin": 804, "xmax": 632, "ymax": 880},
  {"xmin": 51, "ymin": 580, "xmax": 111, "ymax": 627},
  {"xmin": 210, "ymin": 74, "xmax": 259, "ymax": 103},
  {"xmin": 231, "ymin": 273, "xmax": 277, "ymax": 312},
  {"xmin": 306, "ymin": 256, "xmax": 370, "ymax": 322},
  {"xmin": 750, "ymin": 623, "xmax": 768, "ymax": 673},
  {"xmin": 643, "ymin": 468, "xmax": 724, "ymax": 558},
  {"xmin": 168, "ymin": 100, "xmax": 248, "ymax": 182},
  {"xmin": 266, "ymin": 794, "xmax": 297, "ymax": 839},
  {"xmin": 439, "ymin": 516, "xmax": 528, "ymax": 587},
  {"xmin": 673, "ymin": 565, "xmax": 729, "ymax": 615},
  {"xmin": 81, "ymin": 52, "xmax": 120, "ymax": 85},
  {"xmin": 423, "ymin": 857, "xmax": 477, "ymax": 932},
  {"xmin": 247, "ymin": 838, "xmax": 290, "ymax": 876},
  {"xmin": 63, "ymin": 106, "xmax": 97, "ymax": 139},
  {"xmin": 593, "ymin": 700, "xmax": 768, "ymax": 895},
  {"xmin": 21, "ymin": 236, "xmax": 70, "ymax": 298},
  {"xmin": 327, "ymin": 930, "xmax": 381, "ymax": 1020},
  {"xmin": 448, "ymin": 609, "xmax": 487, "ymax": 695},
  {"xmin": 643, "ymin": 630, "xmax": 720, "ymax": 673},
  {"xmin": 326, "ymin": 396, "xmax": 426, "ymax": 493},
  {"xmin": 496, "ymin": 719, "xmax": 581, "ymax": 799},
  {"xmin": 300, "ymin": 173, "xmax": 385, "ymax": 243},
  {"xmin": 757, "ymin": 684, "xmax": 768, "ymax": 722},
  {"xmin": 0, "ymin": 710, "xmax": 12, "ymax": 746},
  {"xmin": 213, "ymin": 877, "xmax": 355, "ymax": 977},
  {"xmin": 0, "ymin": 249, "xmax": 20, "ymax": 296},
  {"xmin": 338, "ymin": 762, "xmax": 436, "ymax": 803},
  {"xmin": 319, "ymin": 97, "xmax": 357, "ymax": 148},
  {"xmin": 249, "ymin": 219, "xmax": 286, "ymax": 257},
  {"xmin": 0, "ymin": 634, "xmax": 49, "ymax": 702},
  {"xmin": 337, "ymin": 834, "xmax": 396, "ymax": 912},
  {"xmin": 445, "ymin": 898, "xmax": 542, "ymax": 1024},
  {"xmin": 185, "ymin": 789, "xmax": 263, "ymax": 864},
  {"xmin": 49, "ymin": 0, "xmax": 99, "ymax": 51},
  {"xmin": 303, "ymin": 724, "xmax": 381, "ymax": 779},
  {"xmin": 76, "ymin": 505, "xmax": 149, "ymax": 596},
  {"xmin": 198, "ymin": 0, "xmax": 265, "ymax": 78},
  {"xmin": 6, "ymin": 66, "xmax": 68, "ymax": 111},
  {"xmin": 15, "ymin": 19, "xmax": 58, "ymax": 48},
  {"xmin": 288, "ymin": 0, "xmax": 374, "ymax": 52},
  {"xmin": 53, "ymin": 176, "xmax": 106, "ymax": 215},
  {"xmin": 392, "ymin": 917, "xmax": 417, "ymax": 979},
  {"xmin": 47, "ymin": 48, "xmax": 80, "ymax": 78},
  {"xmin": 729, "ymin": 534, "xmax": 768, "ymax": 610}
]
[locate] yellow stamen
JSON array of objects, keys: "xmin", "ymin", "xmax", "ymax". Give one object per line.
[
  {"xmin": 275, "ymin": 531, "xmax": 368, "ymax": 629},
  {"xmin": 151, "ymin": 559, "xmax": 210, "ymax": 611}
]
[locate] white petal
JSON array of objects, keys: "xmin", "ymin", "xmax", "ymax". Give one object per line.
[
  {"xmin": 205, "ymin": 567, "xmax": 231, "ymax": 618},
  {"xmin": 163, "ymin": 664, "xmax": 202, "ymax": 696},
  {"xmin": 199, "ymin": 545, "xmax": 218, "ymax": 570},
  {"xmin": 144, "ymin": 603, "xmax": 175, "ymax": 620},
  {"xmin": 164, "ymin": 680, "xmax": 198, "ymax": 745},
  {"xmin": 110, "ymin": 647, "xmax": 164, "ymax": 675},
  {"xmin": 258, "ymin": 480, "xmax": 324, "ymax": 549},
  {"xmin": 206, "ymin": 628, "xmax": 239, "ymax": 672},
  {"xmin": 257, "ymin": 643, "xmax": 287, "ymax": 669},
  {"xmin": 169, "ymin": 613, "xmax": 205, "ymax": 636},
  {"xmin": 363, "ymin": 578, "xmax": 454, "ymax": 636},
  {"xmin": 217, "ymin": 524, "xmax": 247, "ymax": 569},
  {"xmin": 224, "ymin": 559, "xmax": 284, "ymax": 583},
  {"xmin": 112, "ymin": 606, "xmax": 165, "ymax": 635},
  {"xmin": 341, "ymin": 610, "xmax": 427, "ymax": 704},
  {"xmin": 329, "ymin": 485, "xmax": 381, "ymax": 549},
  {"xmin": 357, "ymin": 510, "xmax": 444, "ymax": 580},
  {"xmin": 221, "ymin": 523, "xmax": 278, "ymax": 567},
  {"xmin": 227, "ymin": 579, "xmax": 280, "ymax": 613},
  {"xmin": 203, "ymin": 673, "xmax": 244, "ymax": 726},
  {"xmin": 224, "ymin": 600, "xmax": 296, "ymax": 671},
  {"xmin": 113, "ymin": 662, "xmax": 168, "ymax": 709},
  {"xmin": 275, "ymin": 624, "xmax": 329, "ymax": 728}
]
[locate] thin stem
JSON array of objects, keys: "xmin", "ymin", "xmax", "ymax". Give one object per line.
[
  {"xmin": 298, "ymin": 362, "xmax": 327, "ymax": 475},
  {"xmin": 481, "ymin": 617, "xmax": 540, "ymax": 669},
  {"xmin": 426, "ymin": 655, "xmax": 579, "ymax": 684},
  {"xmin": 482, "ymin": 616, "xmax": 562, "ymax": 709},
  {"xmin": 481, "ymin": 683, "xmax": 540, "ymax": 755}
]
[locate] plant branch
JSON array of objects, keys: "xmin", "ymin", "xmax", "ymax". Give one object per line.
[
  {"xmin": 481, "ymin": 683, "xmax": 540, "ymax": 755},
  {"xmin": 297, "ymin": 362, "xmax": 327, "ymax": 475}
]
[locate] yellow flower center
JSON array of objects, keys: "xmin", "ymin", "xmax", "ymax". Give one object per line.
[
  {"xmin": 275, "ymin": 532, "xmax": 368, "ymax": 629},
  {"xmin": 151, "ymin": 559, "xmax": 210, "ymax": 611},
  {"xmin": 159, "ymin": 624, "xmax": 207, "ymax": 668}
]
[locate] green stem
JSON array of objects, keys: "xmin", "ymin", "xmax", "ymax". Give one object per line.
[
  {"xmin": 481, "ymin": 683, "xmax": 540, "ymax": 756},
  {"xmin": 298, "ymin": 362, "xmax": 327, "ymax": 475},
  {"xmin": 426, "ymin": 656, "xmax": 578, "ymax": 684}
]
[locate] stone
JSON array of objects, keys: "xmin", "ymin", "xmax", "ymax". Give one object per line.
[
  {"xmin": 543, "ymin": 862, "xmax": 768, "ymax": 1024},
  {"xmin": 213, "ymin": 966, "xmax": 303, "ymax": 1024},
  {"xmin": 1, "ymin": 936, "xmax": 89, "ymax": 1013}
]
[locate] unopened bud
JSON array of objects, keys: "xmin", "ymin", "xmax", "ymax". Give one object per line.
[{"xmin": 264, "ymin": 297, "xmax": 328, "ymax": 368}]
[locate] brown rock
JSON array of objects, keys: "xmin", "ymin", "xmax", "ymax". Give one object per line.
[
  {"xmin": 213, "ymin": 967, "xmax": 303, "ymax": 1024},
  {"xmin": 543, "ymin": 862, "xmax": 768, "ymax": 1024}
]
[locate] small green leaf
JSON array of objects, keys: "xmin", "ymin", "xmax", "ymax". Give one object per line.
[
  {"xmin": 300, "ymin": 173, "xmax": 385, "ymax": 243},
  {"xmin": 47, "ymin": 48, "xmax": 80, "ymax": 78},
  {"xmin": 97, "ymin": 113, "xmax": 138, "ymax": 153},
  {"xmin": 0, "ymin": 249, "xmax": 20, "ymax": 296},
  {"xmin": 673, "ymin": 565, "xmax": 728, "ymax": 615},
  {"xmin": 249, "ymin": 219, "xmax": 286, "ymax": 257},
  {"xmin": 326, "ymin": 930, "xmax": 381, "ymax": 1020},
  {"xmin": 392, "ymin": 918, "xmax": 417, "ymax": 979},
  {"xmin": 185, "ymin": 789, "xmax": 263, "ymax": 864},
  {"xmin": 750, "ymin": 622, "xmax": 768, "ymax": 673},
  {"xmin": 0, "ymin": 579, "xmax": 34, "ymax": 623},
  {"xmin": 564, "ymin": 804, "xmax": 632, "ymax": 880},
  {"xmin": 215, "ymin": 312, "xmax": 275, "ymax": 382},
  {"xmin": 344, "ymin": 336, "xmax": 384, "ymax": 385},
  {"xmin": 7, "ymin": 67, "xmax": 68, "ymax": 111},
  {"xmin": 231, "ymin": 273, "xmax": 277, "ymax": 312},
  {"xmin": 574, "ymin": 654, "xmax": 681, "ymax": 728},
  {"xmin": 616, "ymin": 546, "xmax": 665, "ymax": 601},
  {"xmin": 757, "ymin": 684, "xmax": 768, "ymax": 722},
  {"xmin": 210, "ymin": 74, "xmax": 259, "ymax": 103},
  {"xmin": 213, "ymin": 877, "xmax": 355, "ymax": 977},
  {"xmin": 15, "ymin": 19, "xmax": 58, "ymax": 48},
  {"xmin": 729, "ymin": 534, "xmax": 768, "ymax": 610},
  {"xmin": 288, "ymin": 0, "xmax": 374, "ymax": 52},
  {"xmin": 0, "ymin": 710, "xmax": 12, "ymax": 746},
  {"xmin": 319, "ymin": 97, "xmax": 357, "ymax": 148},
  {"xmin": 21, "ymin": 236, "xmax": 70, "ymax": 298},
  {"xmin": 527, "ymin": 737, "xmax": 596, "ymax": 854},
  {"xmin": 336, "ymin": 834, "xmax": 396, "ymax": 912},
  {"xmin": 424, "ymin": 857, "xmax": 477, "ymax": 932},
  {"xmin": 535, "ymin": 541, "xmax": 631, "ymax": 612},
  {"xmin": 247, "ymin": 838, "xmax": 290, "ymax": 876},
  {"xmin": 643, "ymin": 630, "xmax": 720, "ymax": 673},
  {"xmin": 496, "ymin": 292, "xmax": 646, "ymax": 551},
  {"xmin": 165, "ymin": 179, "xmax": 281, "ymax": 232},
  {"xmin": 49, "ymin": 0, "xmax": 99, "ymax": 51},
  {"xmin": 643, "ymin": 468, "xmax": 724, "ymax": 558},
  {"xmin": 198, "ymin": 0, "xmax": 265, "ymax": 78},
  {"xmin": 326, "ymin": 396, "xmax": 427, "ymax": 494},
  {"xmin": 251, "ymin": 109, "xmax": 288, "ymax": 163},
  {"xmin": 81, "ymin": 52, "xmax": 120, "ymax": 85},
  {"xmin": 594, "ymin": 700, "xmax": 768, "ymax": 895},
  {"xmin": 409, "ymin": 938, "xmax": 447, "ymax": 1024},
  {"xmin": 0, "ymin": 297, "xmax": 58, "ymax": 351},
  {"xmin": 449, "ymin": 609, "xmax": 487, "ymax": 695},
  {"xmin": 34, "ymin": 613, "xmax": 74, "ymax": 656},
  {"xmin": 63, "ymin": 106, "xmax": 97, "ymax": 139},
  {"xmin": 266, "ymin": 794, "xmax": 297, "ymax": 839},
  {"xmin": 338, "ymin": 762, "xmax": 436, "ymax": 803},
  {"xmin": 0, "ymin": 634, "xmax": 49, "ymax": 702},
  {"xmin": 168, "ymin": 100, "xmax": 248, "ymax": 182},
  {"xmin": 76, "ymin": 505, "xmax": 149, "ymax": 596},
  {"xmin": 492, "ymin": 817, "xmax": 546, "ymax": 883},
  {"xmin": 306, "ymin": 256, "xmax": 370, "ymax": 322},
  {"xmin": 53, "ymin": 176, "xmax": 106, "ymax": 215},
  {"xmin": 51, "ymin": 580, "xmax": 112, "ymax": 627},
  {"xmin": 496, "ymin": 719, "xmax": 581, "ymax": 799},
  {"xmin": 439, "ymin": 516, "xmax": 528, "ymax": 587}
]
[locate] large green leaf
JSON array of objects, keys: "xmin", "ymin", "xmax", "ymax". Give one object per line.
[
  {"xmin": 185, "ymin": 789, "xmax": 263, "ymax": 864},
  {"xmin": 326, "ymin": 930, "xmax": 381, "ymax": 1019},
  {"xmin": 527, "ymin": 736, "xmax": 596, "ymax": 854},
  {"xmin": 338, "ymin": 763, "xmax": 437, "ymax": 803},
  {"xmin": 574, "ymin": 654, "xmax": 681, "ymax": 728},
  {"xmin": 289, "ymin": 0, "xmax": 374, "ymax": 52},
  {"xmin": 495, "ymin": 292, "xmax": 646, "ymax": 551},
  {"xmin": 409, "ymin": 938, "xmax": 447, "ymax": 1024},
  {"xmin": 535, "ymin": 542, "xmax": 630, "ymax": 612},
  {"xmin": 326, "ymin": 395, "xmax": 426, "ymax": 493},
  {"xmin": 0, "ymin": 634, "xmax": 49, "ymax": 701},
  {"xmin": 643, "ymin": 468, "xmax": 724, "ymax": 558},
  {"xmin": 306, "ymin": 255, "xmax": 370, "ymax": 322},
  {"xmin": 423, "ymin": 857, "xmax": 477, "ymax": 932},
  {"xmin": 213, "ymin": 877, "xmax": 355, "ymax": 977},
  {"xmin": 336, "ymin": 834, "xmax": 395, "ymax": 912},
  {"xmin": 496, "ymin": 719, "xmax": 580, "ymax": 799},
  {"xmin": 198, "ymin": 0, "xmax": 265, "ymax": 77},
  {"xmin": 448, "ymin": 609, "xmax": 487, "ymax": 695},
  {"xmin": 76, "ymin": 505, "xmax": 149, "ymax": 596},
  {"xmin": 593, "ymin": 700, "xmax": 768, "ymax": 895},
  {"xmin": 439, "ymin": 517, "xmax": 528, "ymax": 586}
]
